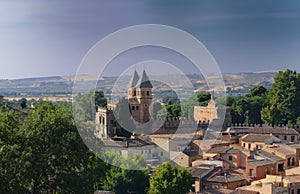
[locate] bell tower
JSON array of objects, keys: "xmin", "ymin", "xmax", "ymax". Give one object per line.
[{"xmin": 128, "ymin": 69, "xmax": 153, "ymax": 123}]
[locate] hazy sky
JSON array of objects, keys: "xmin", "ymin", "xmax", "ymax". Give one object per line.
[{"xmin": 1, "ymin": 0, "xmax": 300, "ymax": 79}]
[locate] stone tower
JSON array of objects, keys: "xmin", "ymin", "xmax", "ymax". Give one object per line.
[{"xmin": 128, "ymin": 69, "xmax": 153, "ymax": 123}]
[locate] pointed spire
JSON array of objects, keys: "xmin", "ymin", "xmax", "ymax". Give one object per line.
[
  {"xmin": 128, "ymin": 69, "xmax": 140, "ymax": 88},
  {"xmin": 136, "ymin": 69, "xmax": 153, "ymax": 88}
]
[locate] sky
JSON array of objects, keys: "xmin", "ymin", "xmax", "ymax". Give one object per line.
[{"xmin": 0, "ymin": 0, "xmax": 300, "ymax": 79}]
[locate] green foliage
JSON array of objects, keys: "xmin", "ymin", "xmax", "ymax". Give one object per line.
[
  {"xmin": 231, "ymin": 95, "xmax": 266, "ymax": 124},
  {"xmin": 114, "ymin": 97, "xmax": 134, "ymax": 137},
  {"xmin": 230, "ymin": 85, "xmax": 267, "ymax": 124},
  {"xmin": 19, "ymin": 98, "xmax": 27, "ymax": 109},
  {"xmin": 249, "ymin": 85, "xmax": 267, "ymax": 96},
  {"xmin": 157, "ymin": 103, "xmax": 181, "ymax": 118},
  {"xmin": 195, "ymin": 93, "xmax": 211, "ymax": 106},
  {"xmin": 74, "ymin": 90, "xmax": 107, "ymax": 121},
  {"xmin": 162, "ymin": 92, "xmax": 180, "ymax": 105},
  {"xmin": 148, "ymin": 163, "xmax": 193, "ymax": 194},
  {"xmin": 261, "ymin": 69, "xmax": 300, "ymax": 125},
  {"xmin": 0, "ymin": 102, "xmax": 107, "ymax": 193},
  {"xmin": 151, "ymin": 102, "xmax": 163, "ymax": 119},
  {"xmin": 95, "ymin": 90, "xmax": 107, "ymax": 109},
  {"xmin": 102, "ymin": 154, "xmax": 150, "ymax": 194},
  {"xmin": 216, "ymin": 96, "xmax": 235, "ymax": 107},
  {"xmin": 181, "ymin": 93, "xmax": 211, "ymax": 119},
  {"xmin": 0, "ymin": 110, "xmax": 27, "ymax": 193},
  {"xmin": 297, "ymin": 117, "xmax": 300, "ymax": 125}
]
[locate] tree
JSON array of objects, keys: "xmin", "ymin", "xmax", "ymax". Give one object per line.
[
  {"xmin": 0, "ymin": 102, "xmax": 108, "ymax": 193},
  {"xmin": 0, "ymin": 110, "xmax": 27, "ymax": 193},
  {"xmin": 102, "ymin": 166, "xmax": 149, "ymax": 194},
  {"xmin": 148, "ymin": 162, "xmax": 193, "ymax": 194},
  {"xmin": 162, "ymin": 92, "xmax": 180, "ymax": 105},
  {"xmin": 216, "ymin": 96, "xmax": 235, "ymax": 107},
  {"xmin": 230, "ymin": 84, "xmax": 267, "ymax": 125},
  {"xmin": 181, "ymin": 93, "xmax": 211, "ymax": 119},
  {"xmin": 114, "ymin": 97, "xmax": 134, "ymax": 137},
  {"xmin": 249, "ymin": 85, "xmax": 267, "ymax": 96},
  {"xmin": 151, "ymin": 102, "xmax": 163, "ymax": 119},
  {"xmin": 19, "ymin": 102, "xmax": 106, "ymax": 193},
  {"xmin": 19, "ymin": 98, "xmax": 27, "ymax": 109},
  {"xmin": 262, "ymin": 69, "xmax": 300, "ymax": 125},
  {"xmin": 95, "ymin": 90, "xmax": 107, "ymax": 108},
  {"xmin": 231, "ymin": 94, "xmax": 266, "ymax": 125},
  {"xmin": 74, "ymin": 90, "xmax": 107, "ymax": 122},
  {"xmin": 102, "ymin": 153, "xmax": 150, "ymax": 194},
  {"xmin": 157, "ymin": 103, "xmax": 181, "ymax": 118},
  {"xmin": 297, "ymin": 117, "xmax": 300, "ymax": 125}
]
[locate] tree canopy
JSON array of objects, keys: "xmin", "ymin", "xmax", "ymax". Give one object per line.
[
  {"xmin": 0, "ymin": 102, "xmax": 107, "ymax": 193},
  {"xmin": 148, "ymin": 162, "xmax": 193, "ymax": 194},
  {"xmin": 261, "ymin": 69, "xmax": 300, "ymax": 125}
]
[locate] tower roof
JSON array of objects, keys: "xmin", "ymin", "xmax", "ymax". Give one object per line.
[
  {"xmin": 136, "ymin": 69, "xmax": 153, "ymax": 88},
  {"xmin": 128, "ymin": 69, "xmax": 140, "ymax": 88}
]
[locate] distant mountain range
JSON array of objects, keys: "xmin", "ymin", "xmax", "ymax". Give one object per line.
[{"xmin": 0, "ymin": 71, "xmax": 278, "ymax": 98}]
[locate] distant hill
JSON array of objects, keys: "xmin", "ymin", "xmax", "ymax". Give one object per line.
[{"xmin": 0, "ymin": 71, "xmax": 278, "ymax": 98}]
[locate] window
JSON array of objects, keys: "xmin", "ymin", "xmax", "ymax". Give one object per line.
[
  {"xmin": 136, "ymin": 106, "xmax": 139, "ymax": 110},
  {"xmin": 142, "ymin": 91, "xmax": 145, "ymax": 96},
  {"xmin": 132, "ymin": 106, "xmax": 135, "ymax": 110},
  {"xmin": 249, "ymin": 169, "xmax": 253, "ymax": 177},
  {"xmin": 229, "ymin": 156, "xmax": 233, "ymax": 161},
  {"xmin": 292, "ymin": 158, "xmax": 295, "ymax": 166},
  {"xmin": 147, "ymin": 91, "xmax": 149, "ymax": 96},
  {"xmin": 278, "ymin": 163, "xmax": 284, "ymax": 172},
  {"xmin": 288, "ymin": 158, "xmax": 291, "ymax": 166},
  {"xmin": 160, "ymin": 152, "xmax": 163, "ymax": 156},
  {"xmin": 291, "ymin": 136, "xmax": 295, "ymax": 142},
  {"xmin": 284, "ymin": 136, "xmax": 287, "ymax": 140},
  {"xmin": 133, "ymin": 91, "xmax": 136, "ymax": 96},
  {"xmin": 110, "ymin": 120, "xmax": 114, "ymax": 124},
  {"xmin": 248, "ymin": 143, "xmax": 251, "ymax": 149},
  {"xmin": 243, "ymin": 143, "xmax": 245, "ymax": 147}
]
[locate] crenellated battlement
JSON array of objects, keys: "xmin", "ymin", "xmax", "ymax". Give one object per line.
[{"xmin": 232, "ymin": 123, "xmax": 300, "ymax": 129}]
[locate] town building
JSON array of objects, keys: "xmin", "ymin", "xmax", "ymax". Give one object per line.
[
  {"xmin": 240, "ymin": 134, "xmax": 281, "ymax": 150},
  {"xmin": 194, "ymin": 95, "xmax": 232, "ymax": 128}
]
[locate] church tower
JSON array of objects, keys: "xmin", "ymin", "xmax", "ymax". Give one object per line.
[{"xmin": 128, "ymin": 69, "xmax": 153, "ymax": 123}]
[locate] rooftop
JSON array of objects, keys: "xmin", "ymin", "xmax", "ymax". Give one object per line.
[
  {"xmin": 240, "ymin": 133, "xmax": 278, "ymax": 143},
  {"xmin": 229, "ymin": 126, "xmax": 299, "ymax": 135},
  {"xmin": 264, "ymin": 144, "xmax": 295, "ymax": 155},
  {"xmin": 207, "ymin": 146, "xmax": 232, "ymax": 154},
  {"xmin": 255, "ymin": 150, "xmax": 285, "ymax": 162},
  {"xmin": 207, "ymin": 175, "xmax": 245, "ymax": 183},
  {"xmin": 136, "ymin": 69, "xmax": 153, "ymax": 88},
  {"xmin": 248, "ymin": 159, "xmax": 275, "ymax": 166},
  {"xmin": 104, "ymin": 137, "xmax": 154, "ymax": 148}
]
